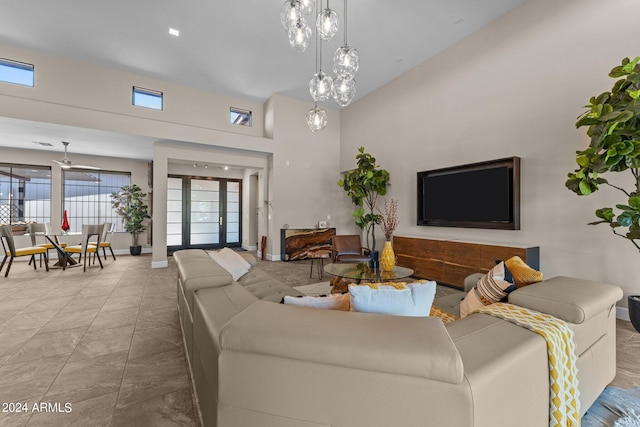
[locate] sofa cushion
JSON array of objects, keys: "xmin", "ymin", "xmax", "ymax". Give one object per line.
[
  {"xmin": 177, "ymin": 258, "xmax": 233, "ymax": 313},
  {"xmin": 237, "ymin": 268, "xmax": 304, "ymax": 302},
  {"xmin": 349, "ymin": 280, "xmax": 436, "ymax": 317},
  {"xmin": 209, "ymin": 247, "xmax": 252, "ymax": 281},
  {"xmin": 508, "ymin": 276, "xmax": 623, "ymax": 324},
  {"xmin": 283, "ymin": 293, "xmax": 350, "ymax": 311}
]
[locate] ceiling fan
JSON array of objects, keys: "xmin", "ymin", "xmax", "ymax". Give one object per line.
[{"xmin": 52, "ymin": 141, "xmax": 100, "ymax": 170}]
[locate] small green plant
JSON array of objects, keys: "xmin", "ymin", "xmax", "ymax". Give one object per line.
[
  {"xmin": 338, "ymin": 146, "xmax": 390, "ymax": 250},
  {"xmin": 110, "ymin": 184, "xmax": 151, "ymax": 247},
  {"xmin": 566, "ymin": 56, "xmax": 640, "ymax": 252}
]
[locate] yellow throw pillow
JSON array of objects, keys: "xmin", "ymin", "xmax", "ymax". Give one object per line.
[{"xmin": 505, "ymin": 256, "xmax": 543, "ymax": 288}]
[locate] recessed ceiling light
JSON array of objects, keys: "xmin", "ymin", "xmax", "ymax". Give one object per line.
[
  {"xmin": 169, "ymin": 27, "xmax": 180, "ymax": 37},
  {"xmin": 224, "ymin": 166, "xmax": 229, "ymax": 171}
]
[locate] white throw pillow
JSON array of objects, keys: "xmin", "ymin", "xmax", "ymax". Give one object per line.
[
  {"xmin": 283, "ymin": 293, "xmax": 351, "ymax": 311},
  {"xmin": 209, "ymin": 247, "xmax": 252, "ymax": 281},
  {"xmin": 349, "ymin": 280, "xmax": 437, "ymax": 317}
]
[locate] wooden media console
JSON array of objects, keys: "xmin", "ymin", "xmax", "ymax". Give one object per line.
[{"xmin": 393, "ymin": 236, "xmax": 539, "ymax": 289}]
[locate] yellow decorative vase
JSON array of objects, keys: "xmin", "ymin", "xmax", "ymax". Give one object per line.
[{"xmin": 380, "ymin": 240, "xmax": 395, "ymax": 272}]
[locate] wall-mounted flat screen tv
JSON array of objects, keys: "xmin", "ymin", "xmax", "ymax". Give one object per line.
[{"xmin": 417, "ymin": 157, "xmax": 520, "ymax": 230}]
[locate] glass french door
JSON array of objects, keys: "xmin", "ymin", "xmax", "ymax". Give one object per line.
[{"xmin": 167, "ymin": 175, "xmax": 241, "ymax": 251}]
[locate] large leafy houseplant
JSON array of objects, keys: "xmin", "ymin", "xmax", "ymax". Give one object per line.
[
  {"xmin": 110, "ymin": 184, "xmax": 151, "ymax": 253},
  {"xmin": 566, "ymin": 56, "xmax": 640, "ymax": 252},
  {"xmin": 338, "ymin": 146, "xmax": 390, "ymax": 250}
]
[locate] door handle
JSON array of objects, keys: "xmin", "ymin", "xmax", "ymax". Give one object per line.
[{"xmin": 219, "ymin": 217, "xmax": 223, "ymax": 226}]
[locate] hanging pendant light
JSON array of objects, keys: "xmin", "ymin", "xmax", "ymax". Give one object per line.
[
  {"xmin": 298, "ymin": 0, "xmax": 316, "ymax": 15},
  {"xmin": 333, "ymin": 45, "xmax": 359, "ymax": 78},
  {"xmin": 288, "ymin": 21, "xmax": 312, "ymax": 52},
  {"xmin": 279, "ymin": 0, "xmax": 359, "ymax": 131},
  {"xmin": 309, "ymin": 71, "xmax": 333, "ymax": 101},
  {"xmin": 316, "ymin": 1, "xmax": 339, "ymax": 41},
  {"xmin": 280, "ymin": 0, "xmax": 303, "ymax": 30},
  {"xmin": 331, "ymin": 76, "xmax": 356, "ymax": 107},
  {"xmin": 333, "ymin": 0, "xmax": 358, "ymax": 78},
  {"xmin": 306, "ymin": 105, "xmax": 328, "ymax": 132},
  {"xmin": 309, "ymin": 32, "xmax": 333, "ymax": 101}
]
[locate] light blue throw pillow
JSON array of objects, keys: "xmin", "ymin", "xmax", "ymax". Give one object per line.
[{"xmin": 349, "ymin": 281, "xmax": 437, "ymax": 317}]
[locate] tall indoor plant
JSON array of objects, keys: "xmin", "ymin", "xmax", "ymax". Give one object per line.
[
  {"xmin": 338, "ymin": 146, "xmax": 390, "ymax": 250},
  {"xmin": 565, "ymin": 56, "xmax": 640, "ymax": 332},
  {"xmin": 110, "ymin": 183, "xmax": 151, "ymax": 255}
]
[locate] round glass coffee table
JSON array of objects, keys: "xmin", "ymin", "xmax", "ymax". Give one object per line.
[{"xmin": 324, "ymin": 262, "xmax": 414, "ymax": 283}]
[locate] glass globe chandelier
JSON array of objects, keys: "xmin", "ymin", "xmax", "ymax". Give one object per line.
[
  {"xmin": 280, "ymin": 0, "xmax": 303, "ymax": 30},
  {"xmin": 316, "ymin": 6, "xmax": 339, "ymax": 41},
  {"xmin": 288, "ymin": 21, "xmax": 312, "ymax": 52},
  {"xmin": 306, "ymin": 105, "xmax": 328, "ymax": 132},
  {"xmin": 280, "ymin": 0, "xmax": 359, "ymax": 132},
  {"xmin": 331, "ymin": 75, "xmax": 356, "ymax": 107}
]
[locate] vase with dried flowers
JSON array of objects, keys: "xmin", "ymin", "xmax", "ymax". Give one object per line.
[{"xmin": 378, "ymin": 199, "xmax": 398, "ymax": 271}]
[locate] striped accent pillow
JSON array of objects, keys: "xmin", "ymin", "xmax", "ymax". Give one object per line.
[{"xmin": 459, "ymin": 262, "xmax": 516, "ymax": 318}]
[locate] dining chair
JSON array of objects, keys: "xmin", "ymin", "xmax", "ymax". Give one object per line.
[
  {"xmin": 28, "ymin": 222, "xmax": 67, "ymax": 267},
  {"xmin": 64, "ymin": 224, "xmax": 104, "ymax": 272},
  {"xmin": 0, "ymin": 224, "xmax": 49, "ymax": 277},
  {"xmin": 93, "ymin": 222, "xmax": 115, "ymax": 261}
]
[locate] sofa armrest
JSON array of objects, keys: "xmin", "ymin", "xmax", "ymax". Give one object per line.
[
  {"xmin": 508, "ymin": 276, "xmax": 623, "ymax": 324},
  {"xmin": 463, "ymin": 273, "xmax": 484, "ymax": 292},
  {"xmin": 220, "ymin": 301, "xmax": 464, "ymax": 384}
]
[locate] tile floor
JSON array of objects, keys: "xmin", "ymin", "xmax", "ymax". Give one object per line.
[
  {"xmin": 0, "ymin": 252, "xmax": 638, "ymax": 426},
  {"xmin": 0, "ymin": 254, "xmax": 196, "ymax": 427}
]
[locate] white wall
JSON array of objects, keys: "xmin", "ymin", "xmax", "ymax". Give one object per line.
[
  {"xmin": 264, "ymin": 95, "xmax": 356, "ymax": 260},
  {"xmin": 341, "ymin": 0, "xmax": 640, "ymax": 306}
]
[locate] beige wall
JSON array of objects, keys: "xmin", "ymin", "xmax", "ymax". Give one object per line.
[
  {"xmin": 265, "ymin": 95, "xmax": 356, "ymax": 260},
  {"xmin": 341, "ymin": 0, "xmax": 640, "ymax": 307},
  {"xmin": 0, "ymin": 42, "xmax": 264, "ymax": 143}
]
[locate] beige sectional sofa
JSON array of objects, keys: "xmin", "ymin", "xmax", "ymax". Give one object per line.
[{"xmin": 174, "ymin": 249, "xmax": 622, "ymax": 427}]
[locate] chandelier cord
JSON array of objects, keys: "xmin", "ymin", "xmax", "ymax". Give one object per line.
[
  {"xmin": 343, "ymin": 0, "xmax": 347, "ymax": 46},
  {"xmin": 316, "ymin": 0, "xmax": 321, "ymax": 72}
]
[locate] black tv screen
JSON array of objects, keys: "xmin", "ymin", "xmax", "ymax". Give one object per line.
[{"xmin": 417, "ymin": 157, "xmax": 520, "ymax": 230}]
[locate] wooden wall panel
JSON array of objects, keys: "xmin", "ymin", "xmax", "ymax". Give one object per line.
[{"xmin": 393, "ymin": 236, "xmax": 539, "ymax": 289}]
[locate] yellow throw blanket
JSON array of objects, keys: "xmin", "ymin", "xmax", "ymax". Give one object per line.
[{"xmin": 473, "ymin": 303, "xmax": 581, "ymax": 427}]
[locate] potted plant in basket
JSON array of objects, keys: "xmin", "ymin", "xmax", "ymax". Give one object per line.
[
  {"xmin": 110, "ymin": 184, "xmax": 151, "ymax": 256},
  {"xmin": 565, "ymin": 56, "xmax": 640, "ymax": 332}
]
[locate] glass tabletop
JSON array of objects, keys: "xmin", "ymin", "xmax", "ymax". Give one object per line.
[{"xmin": 323, "ymin": 262, "xmax": 414, "ymax": 282}]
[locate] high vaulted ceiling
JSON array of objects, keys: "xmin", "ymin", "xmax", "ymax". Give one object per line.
[{"xmin": 0, "ymin": 0, "xmax": 527, "ymax": 159}]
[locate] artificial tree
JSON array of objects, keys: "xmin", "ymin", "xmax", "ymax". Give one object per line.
[
  {"xmin": 338, "ymin": 146, "xmax": 390, "ymax": 250},
  {"xmin": 110, "ymin": 184, "xmax": 151, "ymax": 255},
  {"xmin": 566, "ymin": 56, "xmax": 640, "ymax": 252}
]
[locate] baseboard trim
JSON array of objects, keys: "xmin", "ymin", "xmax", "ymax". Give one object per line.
[
  {"xmin": 112, "ymin": 247, "xmax": 153, "ymax": 256},
  {"xmin": 242, "ymin": 244, "xmax": 257, "ymax": 251},
  {"xmin": 617, "ymin": 306, "xmax": 630, "ymax": 321},
  {"xmin": 152, "ymin": 260, "xmax": 168, "ymax": 269}
]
